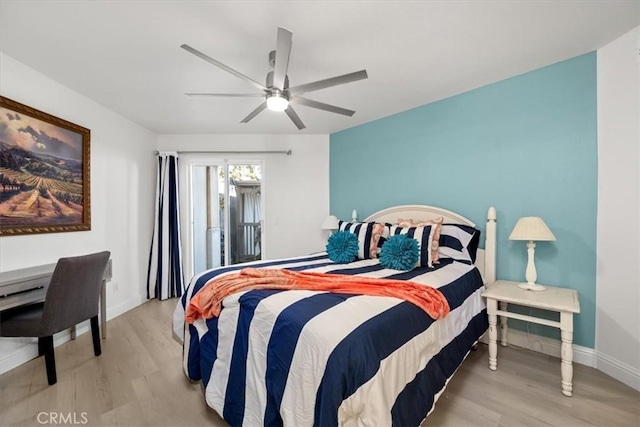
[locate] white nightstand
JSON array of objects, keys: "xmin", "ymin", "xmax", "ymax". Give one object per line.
[{"xmin": 481, "ymin": 280, "xmax": 581, "ymax": 396}]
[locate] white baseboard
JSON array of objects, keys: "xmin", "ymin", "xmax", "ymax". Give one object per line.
[
  {"xmin": 0, "ymin": 325, "xmax": 91, "ymax": 375},
  {"xmin": 106, "ymin": 292, "xmax": 148, "ymax": 320},
  {"xmin": 596, "ymin": 350, "xmax": 640, "ymax": 391},
  {"xmin": 480, "ymin": 330, "xmax": 640, "ymax": 391},
  {"xmin": 0, "ymin": 340, "xmax": 39, "ymax": 374},
  {"xmin": 481, "ymin": 328, "xmax": 597, "ymax": 367},
  {"xmin": 0, "ymin": 294, "xmax": 148, "ymax": 375}
]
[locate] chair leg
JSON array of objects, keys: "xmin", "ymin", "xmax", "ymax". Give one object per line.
[
  {"xmin": 38, "ymin": 337, "xmax": 45, "ymax": 357},
  {"xmin": 90, "ymin": 316, "xmax": 101, "ymax": 356},
  {"xmin": 41, "ymin": 336, "xmax": 57, "ymax": 385}
]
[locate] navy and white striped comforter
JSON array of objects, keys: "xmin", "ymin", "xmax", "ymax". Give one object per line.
[{"xmin": 173, "ymin": 253, "xmax": 488, "ymax": 426}]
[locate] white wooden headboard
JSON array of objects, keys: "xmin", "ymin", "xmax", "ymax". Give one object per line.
[{"xmin": 364, "ymin": 205, "xmax": 497, "ymax": 284}]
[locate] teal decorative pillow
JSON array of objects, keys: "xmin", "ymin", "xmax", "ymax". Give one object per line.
[
  {"xmin": 380, "ymin": 234, "xmax": 420, "ymax": 271},
  {"xmin": 326, "ymin": 231, "xmax": 359, "ymax": 264}
]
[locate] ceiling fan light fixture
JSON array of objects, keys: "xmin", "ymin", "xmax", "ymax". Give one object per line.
[{"xmin": 266, "ymin": 92, "xmax": 289, "ymax": 112}]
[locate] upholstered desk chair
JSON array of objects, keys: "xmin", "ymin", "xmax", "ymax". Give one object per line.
[{"xmin": 0, "ymin": 251, "xmax": 110, "ymax": 385}]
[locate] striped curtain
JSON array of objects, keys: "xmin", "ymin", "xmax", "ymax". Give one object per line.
[{"xmin": 147, "ymin": 153, "xmax": 184, "ymax": 300}]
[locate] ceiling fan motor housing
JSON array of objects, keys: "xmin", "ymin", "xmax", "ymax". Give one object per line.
[{"xmin": 266, "ymin": 71, "xmax": 290, "ymax": 91}]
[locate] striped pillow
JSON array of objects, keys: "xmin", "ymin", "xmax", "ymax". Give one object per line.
[
  {"xmin": 439, "ymin": 224, "xmax": 481, "ymax": 264},
  {"xmin": 396, "ymin": 217, "xmax": 443, "ymax": 265},
  {"xmin": 387, "ymin": 224, "xmax": 438, "ymax": 268},
  {"xmin": 338, "ymin": 221, "xmax": 385, "ymax": 260}
]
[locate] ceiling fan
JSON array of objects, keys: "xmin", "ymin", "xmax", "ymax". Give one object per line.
[{"xmin": 181, "ymin": 27, "xmax": 368, "ymax": 130}]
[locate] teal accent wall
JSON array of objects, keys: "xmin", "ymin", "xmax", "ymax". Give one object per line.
[{"xmin": 330, "ymin": 53, "xmax": 597, "ymax": 348}]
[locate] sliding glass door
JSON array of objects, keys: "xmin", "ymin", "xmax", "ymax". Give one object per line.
[
  {"xmin": 182, "ymin": 157, "xmax": 263, "ymax": 279},
  {"xmin": 190, "ymin": 164, "xmax": 225, "ymax": 274},
  {"xmin": 227, "ymin": 164, "xmax": 262, "ymax": 265}
]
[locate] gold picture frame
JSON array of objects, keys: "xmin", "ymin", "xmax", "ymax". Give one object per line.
[{"xmin": 0, "ymin": 96, "xmax": 91, "ymax": 235}]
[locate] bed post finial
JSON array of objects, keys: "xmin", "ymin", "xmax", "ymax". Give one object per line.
[
  {"xmin": 488, "ymin": 207, "xmax": 496, "ymax": 221},
  {"xmin": 484, "ymin": 207, "xmax": 497, "ymax": 285}
]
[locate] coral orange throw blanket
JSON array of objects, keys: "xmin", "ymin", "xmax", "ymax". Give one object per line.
[{"xmin": 185, "ymin": 268, "xmax": 450, "ymax": 323}]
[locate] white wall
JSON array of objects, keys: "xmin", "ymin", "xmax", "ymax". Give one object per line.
[
  {"xmin": 0, "ymin": 53, "xmax": 157, "ymax": 374},
  {"xmin": 596, "ymin": 26, "xmax": 640, "ymax": 390},
  {"xmin": 156, "ymin": 134, "xmax": 330, "ymax": 279}
]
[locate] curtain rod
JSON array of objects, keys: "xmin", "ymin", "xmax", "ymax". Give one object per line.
[{"xmin": 154, "ymin": 149, "xmax": 292, "ymax": 156}]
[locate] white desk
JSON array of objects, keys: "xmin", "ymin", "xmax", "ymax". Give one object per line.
[
  {"xmin": 482, "ymin": 280, "xmax": 581, "ymax": 396},
  {"xmin": 0, "ymin": 259, "xmax": 112, "ymax": 339}
]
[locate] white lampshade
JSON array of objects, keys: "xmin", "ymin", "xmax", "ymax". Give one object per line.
[
  {"xmin": 321, "ymin": 215, "xmax": 339, "ymax": 230},
  {"xmin": 509, "ymin": 217, "xmax": 556, "ymax": 241}
]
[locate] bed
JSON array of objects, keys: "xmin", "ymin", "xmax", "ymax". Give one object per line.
[{"xmin": 173, "ymin": 204, "xmax": 497, "ymax": 426}]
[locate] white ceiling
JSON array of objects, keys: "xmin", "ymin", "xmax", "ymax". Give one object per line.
[{"xmin": 1, "ymin": 1, "xmax": 638, "ymax": 135}]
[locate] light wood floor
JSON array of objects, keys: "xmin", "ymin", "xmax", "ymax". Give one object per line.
[{"xmin": 1, "ymin": 299, "xmax": 638, "ymax": 427}]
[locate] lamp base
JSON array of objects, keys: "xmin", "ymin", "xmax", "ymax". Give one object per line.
[{"xmin": 517, "ymin": 282, "xmax": 547, "ymax": 291}]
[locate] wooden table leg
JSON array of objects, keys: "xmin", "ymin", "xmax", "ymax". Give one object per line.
[
  {"xmin": 560, "ymin": 311, "xmax": 574, "ymax": 396},
  {"xmin": 487, "ymin": 298, "xmax": 498, "ymax": 371},
  {"xmin": 499, "ymin": 301, "xmax": 508, "ymax": 347}
]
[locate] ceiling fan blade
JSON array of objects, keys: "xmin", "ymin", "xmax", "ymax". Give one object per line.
[
  {"xmin": 186, "ymin": 93, "xmax": 265, "ymax": 97},
  {"xmin": 287, "ymin": 70, "xmax": 368, "ymax": 96},
  {"xmin": 240, "ymin": 102, "xmax": 267, "ymax": 123},
  {"xmin": 285, "ymin": 106, "xmax": 306, "ymax": 130},
  {"xmin": 181, "ymin": 44, "xmax": 267, "ymax": 92},
  {"xmin": 291, "ymin": 97, "xmax": 355, "ymax": 117},
  {"xmin": 273, "ymin": 27, "xmax": 293, "ymax": 91}
]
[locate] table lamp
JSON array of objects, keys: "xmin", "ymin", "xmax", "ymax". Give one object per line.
[
  {"xmin": 321, "ymin": 215, "xmax": 339, "ymax": 239},
  {"xmin": 508, "ymin": 216, "xmax": 556, "ymax": 291}
]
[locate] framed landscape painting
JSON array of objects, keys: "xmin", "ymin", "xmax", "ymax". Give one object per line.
[{"xmin": 0, "ymin": 96, "xmax": 91, "ymax": 235}]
